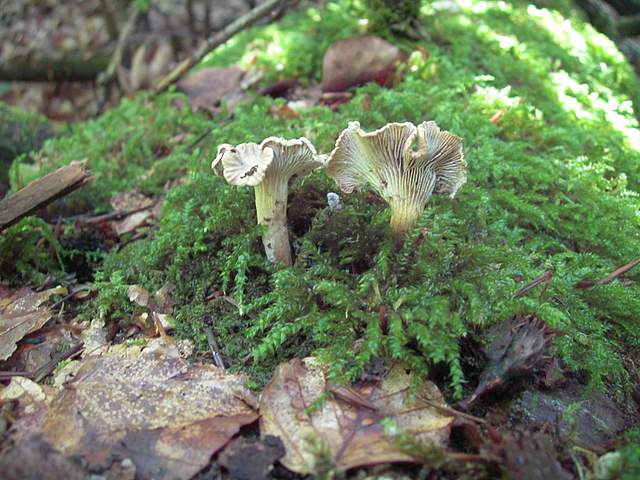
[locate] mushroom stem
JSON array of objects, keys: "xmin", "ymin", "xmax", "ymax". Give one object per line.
[
  {"xmin": 254, "ymin": 177, "xmax": 292, "ymax": 266},
  {"xmin": 387, "ymin": 173, "xmax": 436, "ymax": 238},
  {"xmin": 389, "ymin": 200, "xmax": 424, "ymax": 238}
]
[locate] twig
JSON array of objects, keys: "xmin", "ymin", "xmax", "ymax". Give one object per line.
[
  {"xmin": 513, "ymin": 269, "xmax": 553, "ymax": 298},
  {"xmin": 204, "ymin": 327, "xmax": 226, "ymax": 370},
  {"xmin": 0, "ymin": 371, "xmax": 33, "ymax": 380},
  {"xmin": 97, "ymin": 1, "xmax": 142, "ymax": 102},
  {"xmin": 0, "ymin": 343, "xmax": 84, "ymax": 383},
  {"xmin": 419, "ymin": 395, "xmax": 487, "ymax": 424},
  {"xmin": 576, "ymin": 257, "xmax": 640, "ymax": 289},
  {"xmin": 76, "ymin": 205, "xmax": 152, "ymax": 225},
  {"xmin": 33, "ymin": 343, "xmax": 84, "ymax": 382},
  {"xmin": 98, "ymin": 0, "xmax": 119, "ymax": 40},
  {"xmin": 154, "ymin": 0, "xmax": 292, "ymax": 93}
]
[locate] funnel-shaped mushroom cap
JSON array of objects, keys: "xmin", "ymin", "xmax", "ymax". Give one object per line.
[
  {"xmin": 212, "ymin": 143, "xmax": 273, "ymax": 186},
  {"xmin": 260, "ymin": 136, "xmax": 325, "ymax": 179},
  {"xmin": 211, "ymin": 136, "xmax": 324, "ymax": 265},
  {"xmin": 326, "ymin": 121, "xmax": 466, "ymax": 236},
  {"xmin": 416, "ymin": 121, "xmax": 467, "ymax": 197}
]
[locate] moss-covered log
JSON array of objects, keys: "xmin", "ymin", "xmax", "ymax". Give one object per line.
[{"xmin": 0, "ymin": 54, "xmax": 110, "ymax": 81}]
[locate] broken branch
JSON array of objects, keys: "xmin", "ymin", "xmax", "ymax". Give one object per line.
[
  {"xmin": 576, "ymin": 257, "xmax": 640, "ymax": 289},
  {"xmin": 0, "ymin": 161, "xmax": 91, "ymax": 232},
  {"xmin": 154, "ymin": 0, "xmax": 292, "ymax": 93}
]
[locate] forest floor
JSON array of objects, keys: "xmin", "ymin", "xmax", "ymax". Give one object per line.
[{"xmin": 1, "ymin": 1, "xmax": 640, "ymax": 479}]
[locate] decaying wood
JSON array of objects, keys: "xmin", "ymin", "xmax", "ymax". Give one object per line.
[
  {"xmin": 154, "ymin": 0, "xmax": 292, "ymax": 93},
  {"xmin": 0, "ymin": 161, "xmax": 91, "ymax": 231},
  {"xmin": 0, "ymin": 54, "xmax": 111, "ymax": 82}
]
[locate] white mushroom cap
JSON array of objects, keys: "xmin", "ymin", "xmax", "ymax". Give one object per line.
[
  {"xmin": 326, "ymin": 120, "xmax": 466, "ymax": 236},
  {"xmin": 415, "ymin": 121, "xmax": 467, "ymax": 197},
  {"xmin": 211, "ymin": 136, "xmax": 325, "ymax": 265},
  {"xmin": 260, "ymin": 136, "xmax": 325, "ymax": 180},
  {"xmin": 212, "ymin": 142, "xmax": 273, "ymax": 186}
]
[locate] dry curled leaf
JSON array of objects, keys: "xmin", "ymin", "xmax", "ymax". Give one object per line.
[
  {"xmin": 8, "ymin": 339, "xmax": 258, "ymax": 480},
  {"xmin": 177, "ymin": 67, "xmax": 244, "ymax": 110},
  {"xmin": 322, "ymin": 36, "xmax": 404, "ymax": 93},
  {"xmin": 127, "ymin": 284, "xmax": 150, "ymax": 307},
  {"xmin": 0, "ymin": 286, "xmax": 67, "ymax": 361},
  {"xmin": 458, "ymin": 316, "xmax": 552, "ymax": 410},
  {"xmin": 259, "ymin": 357, "xmax": 454, "ymax": 474}
]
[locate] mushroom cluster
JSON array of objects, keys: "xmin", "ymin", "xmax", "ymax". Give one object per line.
[{"xmin": 212, "ymin": 120, "xmax": 466, "ymax": 265}]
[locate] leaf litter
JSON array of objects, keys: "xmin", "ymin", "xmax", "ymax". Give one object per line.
[
  {"xmin": 259, "ymin": 357, "xmax": 455, "ymax": 474},
  {"xmin": 2, "ymin": 338, "xmax": 258, "ymax": 480},
  {"xmin": 0, "ymin": 285, "xmax": 67, "ymax": 361}
]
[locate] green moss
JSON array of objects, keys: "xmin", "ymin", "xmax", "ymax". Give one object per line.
[
  {"xmin": 18, "ymin": 0, "xmax": 640, "ymax": 397},
  {"xmin": 0, "ymin": 217, "xmax": 64, "ymax": 284},
  {"xmin": 9, "ymin": 93, "xmax": 211, "ymax": 214}
]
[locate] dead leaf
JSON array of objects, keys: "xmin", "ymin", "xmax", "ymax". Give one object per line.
[
  {"xmin": 490, "ymin": 109, "xmax": 507, "ymax": 124},
  {"xmin": 259, "ymin": 78, "xmax": 298, "ymax": 98},
  {"xmin": 109, "ymin": 191, "xmax": 156, "ymax": 235},
  {"xmin": 154, "ymin": 282, "xmax": 175, "ymax": 313},
  {"xmin": 0, "ymin": 377, "xmax": 55, "ymax": 415},
  {"xmin": 322, "ymin": 36, "xmax": 404, "ymax": 93},
  {"xmin": 259, "ymin": 357, "xmax": 454, "ymax": 474},
  {"xmin": 9, "ymin": 339, "xmax": 258, "ymax": 480},
  {"xmin": 127, "ymin": 43, "xmax": 174, "ymax": 93},
  {"xmin": 270, "ymin": 103, "xmax": 300, "ymax": 119},
  {"xmin": 219, "ymin": 435, "xmax": 285, "ymax": 480},
  {"xmin": 128, "ymin": 284, "xmax": 150, "ymax": 307},
  {"xmin": 0, "ymin": 286, "xmax": 67, "ymax": 361},
  {"xmin": 457, "ymin": 316, "xmax": 552, "ymax": 410},
  {"xmin": 177, "ymin": 67, "xmax": 244, "ymax": 110}
]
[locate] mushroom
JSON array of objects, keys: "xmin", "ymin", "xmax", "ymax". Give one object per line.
[
  {"xmin": 326, "ymin": 121, "xmax": 466, "ymax": 238},
  {"xmin": 212, "ymin": 137, "xmax": 325, "ymax": 265}
]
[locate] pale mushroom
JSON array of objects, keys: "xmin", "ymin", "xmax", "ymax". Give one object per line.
[
  {"xmin": 212, "ymin": 137, "xmax": 325, "ymax": 265},
  {"xmin": 326, "ymin": 121, "xmax": 466, "ymax": 238}
]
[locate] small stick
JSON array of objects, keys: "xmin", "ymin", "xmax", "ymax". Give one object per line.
[
  {"xmin": 0, "ymin": 343, "xmax": 84, "ymax": 383},
  {"xmin": 154, "ymin": 0, "xmax": 292, "ymax": 93},
  {"xmin": 204, "ymin": 326, "xmax": 226, "ymax": 370},
  {"xmin": 576, "ymin": 257, "xmax": 640, "ymax": 289},
  {"xmin": 419, "ymin": 395, "xmax": 487, "ymax": 425},
  {"xmin": 77, "ymin": 205, "xmax": 152, "ymax": 225},
  {"xmin": 96, "ymin": 1, "xmax": 142, "ymax": 103},
  {"xmin": 513, "ymin": 269, "xmax": 553, "ymax": 298},
  {"xmin": 0, "ymin": 371, "xmax": 33, "ymax": 380},
  {"xmin": 33, "ymin": 343, "xmax": 84, "ymax": 382}
]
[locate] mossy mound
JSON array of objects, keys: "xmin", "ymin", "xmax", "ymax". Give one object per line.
[
  {"xmin": 9, "ymin": 1, "xmax": 640, "ymax": 403},
  {"xmin": 0, "ymin": 102, "xmax": 52, "ymax": 194}
]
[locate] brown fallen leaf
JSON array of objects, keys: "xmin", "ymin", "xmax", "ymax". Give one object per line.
[
  {"xmin": 128, "ymin": 284, "xmax": 150, "ymax": 307},
  {"xmin": 270, "ymin": 103, "xmax": 300, "ymax": 119},
  {"xmin": 322, "ymin": 36, "xmax": 404, "ymax": 93},
  {"xmin": 177, "ymin": 67, "xmax": 244, "ymax": 110},
  {"xmin": 0, "ymin": 286, "xmax": 67, "ymax": 361},
  {"xmin": 9, "ymin": 339, "xmax": 258, "ymax": 480},
  {"xmin": 110, "ymin": 190, "xmax": 156, "ymax": 236},
  {"xmin": 259, "ymin": 357, "xmax": 454, "ymax": 474}
]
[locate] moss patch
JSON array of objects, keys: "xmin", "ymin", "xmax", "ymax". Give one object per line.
[{"xmin": 11, "ymin": 1, "xmax": 640, "ymax": 401}]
